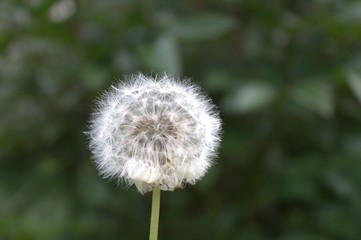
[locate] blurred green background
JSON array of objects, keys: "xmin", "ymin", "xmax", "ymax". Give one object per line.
[{"xmin": 2, "ymin": 0, "xmax": 361, "ymax": 239}]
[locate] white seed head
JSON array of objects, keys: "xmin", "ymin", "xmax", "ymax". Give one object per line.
[{"xmin": 88, "ymin": 73, "xmax": 222, "ymax": 194}]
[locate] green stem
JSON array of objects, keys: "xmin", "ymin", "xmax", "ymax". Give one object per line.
[{"xmin": 149, "ymin": 187, "xmax": 161, "ymax": 240}]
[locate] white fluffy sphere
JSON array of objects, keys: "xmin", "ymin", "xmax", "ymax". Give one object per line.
[{"xmin": 88, "ymin": 74, "xmax": 222, "ymax": 194}]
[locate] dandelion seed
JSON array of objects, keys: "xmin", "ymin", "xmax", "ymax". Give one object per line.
[{"xmin": 88, "ymin": 73, "xmax": 222, "ymax": 194}]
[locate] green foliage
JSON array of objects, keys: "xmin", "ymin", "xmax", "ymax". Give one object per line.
[{"xmin": 1, "ymin": 0, "xmax": 361, "ymax": 239}]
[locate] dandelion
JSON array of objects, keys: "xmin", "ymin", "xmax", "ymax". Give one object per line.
[{"xmin": 87, "ymin": 73, "xmax": 222, "ymax": 239}]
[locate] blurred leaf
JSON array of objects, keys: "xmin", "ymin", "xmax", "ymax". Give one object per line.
[
  {"xmin": 222, "ymin": 81, "xmax": 276, "ymax": 113},
  {"xmin": 80, "ymin": 66, "xmax": 109, "ymax": 91},
  {"xmin": 338, "ymin": 3, "xmax": 361, "ymax": 22},
  {"xmin": 202, "ymin": 70, "xmax": 236, "ymax": 94},
  {"xmin": 346, "ymin": 70, "xmax": 361, "ymax": 104},
  {"xmin": 291, "ymin": 80, "xmax": 333, "ymax": 118},
  {"xmin": 324, "ymin": 171, "xmax": 354, "ymax": 199},
  {"xmin": 171, "ymin": 12, "xmax": 237, "ymax": 41},
  {"xmin": 343, "ymin": 133, "xmax": 361, "ymax": 156},
  {"xmin": 242, "ymin": 26, "xmax": 264, "ymax": 58},
  {"xmin": 138, "ymin": 34, "xmax": 181, "ymax": 74}
]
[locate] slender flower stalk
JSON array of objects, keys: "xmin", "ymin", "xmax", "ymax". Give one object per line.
[
  {"xmin": 87, "ymin": 73, "xmax": 222, "ymax": 239},
  {"xmin": 149, "ymin": 187, "xmax": 161, "ymax": 240}
]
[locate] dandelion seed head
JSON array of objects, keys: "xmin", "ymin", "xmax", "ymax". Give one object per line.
[{"xmin": 88, "ymin": 73, "xmax": 222, "ymax": 194}]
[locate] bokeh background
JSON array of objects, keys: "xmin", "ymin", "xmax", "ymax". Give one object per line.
[{"xmin": 2, "ymin": 0, "xmax": 361, "ymax": 239}]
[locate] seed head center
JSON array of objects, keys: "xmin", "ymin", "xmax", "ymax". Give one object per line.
[{"xmin": 133, "ymin": 115, "xmax": 177, "ymax": 140}]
